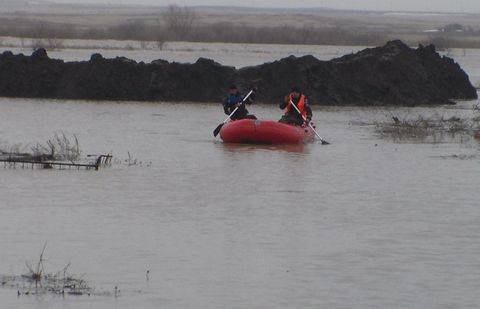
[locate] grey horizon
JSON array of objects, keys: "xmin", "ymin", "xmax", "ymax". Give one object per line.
[{"xmin": 48, "ymin": 0, "xmax": 480, "ymax": 13}]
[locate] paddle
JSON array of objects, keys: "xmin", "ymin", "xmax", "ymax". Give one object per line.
[
  {"xmin": 213, "ymin": 89, "xmax": 254, "ymax": 137},
  {"xmin": 289, "ymin": 100, "xmax": 330, "ymax": 145}
]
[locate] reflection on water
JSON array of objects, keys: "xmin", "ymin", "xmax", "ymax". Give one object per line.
[{"xmin": 219, "ymin": 142, "xmax": 311, "ymax": 154}]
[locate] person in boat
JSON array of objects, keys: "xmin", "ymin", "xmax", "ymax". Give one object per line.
[
  {"xmin": 279, "ymin": 87, "xmax": 313, "ymax": 126},
  {"xmin": 223, "ymin": 85, "xmax": 257, "ymax": 121}
]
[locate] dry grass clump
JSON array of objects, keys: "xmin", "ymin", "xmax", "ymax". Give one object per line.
[
  {"xmin": 0, "ymin": 133, "xmax": 81, "ymax": 163},
  {"xmin": 30, "ymin": 133, "xmax": 81, "ymax": 162},
  {"xmin": 1, "ymin": 243, "xmax": 94, "ymax": 296},
  {"xmin": 375, "ymin": 112, "xmax": 480, "ymax": 142},
  {"xmin": 111, "ymin": 151, "xmax": 152, "ymax": 167},
  {"xmin": 24, "ymin": 243, "xmax": 47, "ymax": 288}
]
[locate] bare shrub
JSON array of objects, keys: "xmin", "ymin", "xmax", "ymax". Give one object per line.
[
  {"xmin": 108, "ymin": 20, "xmax": 149, "ymax": 41},
  {"xmin": 178, "ymin": 22, "xmax": 385, "ymax": 46},
  {"xmin": 28, "ymin": 21, "xmax": 65, "ymax": 50},
  {"xmin": 31, "ymin": 133, "xmax": 81, "ymax": 162},
  {"xmin": 299, "ymin": 25, "xmax": 315, "ymax": 44},
  {"xmin": 31, "ymin": 37, "xmax": 64, "ymax": 51},
  {"xmin": 0, "ymin": 243, "xmax": 95, "ymax": 296},
  {"xmin": 421, "ymin": 35, "xmax": 480, "ymax": 50},
  {"xmin": 423, "ymin": 36, "xmax": 450, "ymax": 51},
  {"xmin": 140, "ymin": 40, "xmax": 149, "ymax": 49},
  {"xmin": 377, "ymin": 116, "xmax": 435, "ymax": 139},
  {"xmin": 110, "ymin": 151, "xmax": 151, "ymax": 167},
  {"xmin": 47, "ymin": 37, "xmax": 64, "ymax": 50},
  {"xmin": 163, "ymin": 5, "xmax": 196, "ymax": 40},
  {"xmin": 155, "ymin": 31, "xmax": 167, "ymax": 50},
  {"xmin": 375, "ymin": 114, "xmax": 478, "ymax": 142},
  {"xmin": 31, "ymin": 38, "xmax": 46, "ymax": 50},
  {"xmin": 156, "ymin": 39, "xmax": 166, "ymax": 50},
  {"xmin": 0, "ymin": 141, "xmax": 25, "ymax": 156},
  {"xmin": 82, "ymin": 27, "xmax": 108, "ymax": 40},
  {"xmin": 25, "ymin": 243, "xmax": 47, "ymax": 289}
]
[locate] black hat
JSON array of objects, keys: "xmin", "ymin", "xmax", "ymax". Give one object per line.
[
  {"xmin": 292, "ymin": 86, "xmax": 301, "ymax": 93},
  {"xmin": 229, "ymin": 84, "xmax": 238, "ymax": 90}
]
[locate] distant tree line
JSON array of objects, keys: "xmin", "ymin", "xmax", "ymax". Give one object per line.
[
  {"xmin": 0, "ymin": 5, "xmax": 387, "ymax": 47},
  {"xmin": 0, "ymin": 5, "xmax": 479, "ymax": 48}
]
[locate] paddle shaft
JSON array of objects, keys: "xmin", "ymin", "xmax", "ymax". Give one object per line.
[{"xmin": 289, "ymin": 100, "xmax": 329, "ymax": 144}]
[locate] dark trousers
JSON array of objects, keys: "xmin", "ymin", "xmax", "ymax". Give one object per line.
[
  {"xmin": 279, "ymin": 114, "xmax": 303, "ymax": 125},
  {"xmin": 230, "ymin": 107, "xmax": 257, "ymax": 121}
]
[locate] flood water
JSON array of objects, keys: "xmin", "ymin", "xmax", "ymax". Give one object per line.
[{"xmin": 1, "ymin": 43, "xmax": 480, "ymax": 309}]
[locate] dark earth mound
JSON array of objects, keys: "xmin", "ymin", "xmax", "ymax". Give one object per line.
[{"xmin": 0, "ymin": 40, "xmax": 476, "ymax": 105}]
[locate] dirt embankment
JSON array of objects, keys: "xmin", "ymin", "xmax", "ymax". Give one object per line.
[{"xmin": 0, "ymin": 40, "xmax": 476, "ymax": 105}]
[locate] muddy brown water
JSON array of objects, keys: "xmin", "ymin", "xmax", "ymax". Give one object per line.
[{"xmin": 1, "ymin": 44, "xmax": 480, "ymax": 309}]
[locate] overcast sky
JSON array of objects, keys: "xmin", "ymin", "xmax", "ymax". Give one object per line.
[{"xmin": 55, "ymin": 0, "xmax": 480, "ymax": 13}]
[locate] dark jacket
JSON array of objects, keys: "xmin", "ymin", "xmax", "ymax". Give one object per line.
[
  {"xmin": 223, "ymin": 92, "xmax": 253, "ymax": 120},
  {"xmin": 279, "ymin": 94, "xmax": 313, "ymax": 125}
]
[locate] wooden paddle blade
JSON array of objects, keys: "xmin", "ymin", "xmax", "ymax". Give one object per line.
[{"xmin": 213, "ymin": 123, "xmax": 224, "ymax": 137}]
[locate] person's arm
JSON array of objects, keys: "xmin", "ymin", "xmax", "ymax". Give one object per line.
[
  {"xmin": 245, "ymin": 94, "xmax": 254, "ymax": 105},
  {"xmin": 305, "ymin": 102, "xmax": 313, "ymax": 123},
  {"xmin": 279, "ymin": 95, "xmax": 289, "ymax": 109},
  {"xmin": 236, "ymin": 91, "xmax": 255, "ymax": 106},
  {"xmin": 223, "ymin": 98, "xmax": 231, "ymax": 115}
]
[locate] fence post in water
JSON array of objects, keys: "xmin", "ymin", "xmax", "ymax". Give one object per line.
[{"xmin": 95, "ymin": 156, "xmax": 102, "ymax": 171}]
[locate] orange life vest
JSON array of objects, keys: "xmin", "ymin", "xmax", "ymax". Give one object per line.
[{"xmin": 286, "ymin": 93, "xmax": 307, "ymax": 118}]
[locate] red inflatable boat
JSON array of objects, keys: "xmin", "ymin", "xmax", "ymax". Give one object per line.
[{"xmin": 220, "ymin": 119, "xmax": 315, "ymax": 144}]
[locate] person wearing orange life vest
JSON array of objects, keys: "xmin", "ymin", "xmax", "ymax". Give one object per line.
[{"xmin": 279, "ymin": 87, "xmax": 313, "ymax": 126}]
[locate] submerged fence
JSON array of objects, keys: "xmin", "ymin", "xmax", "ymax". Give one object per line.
[{"xmin": 0, "ymin": 154, "xmax": 113, "ymax": 171}]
